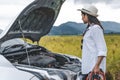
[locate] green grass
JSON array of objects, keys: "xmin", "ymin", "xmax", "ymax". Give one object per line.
[{"xmin": 38, "ymin": 35, "xmax": 120, "ymax": 79}]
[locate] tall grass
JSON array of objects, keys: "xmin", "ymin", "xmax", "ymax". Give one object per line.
[
  {"xmin": 105, "ymin": 35, "xmax": 120, "ymax": 80},
  {"xmin": 39, "ymin": 35, "xmax": 120, "ymax": 80},
  {"xmin": 40, "ymin": 35, "xmax": 82, "ymax": 57}
]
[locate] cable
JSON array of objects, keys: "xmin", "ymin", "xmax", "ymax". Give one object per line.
[{"xmin": 86, "ymin": 71, "xmax": 106, "ymax": 80}]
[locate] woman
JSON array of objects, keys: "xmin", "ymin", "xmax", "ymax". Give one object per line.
[{"xmin": 77, "ymin": 5, "xmax": 107, "ymax": 80}]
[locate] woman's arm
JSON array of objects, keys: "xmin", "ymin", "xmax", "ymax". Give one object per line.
[{"xmin": 93, "ymin": 56, "xmax": 105, "ymax": 73}]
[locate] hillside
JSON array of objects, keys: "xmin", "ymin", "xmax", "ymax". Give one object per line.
[{"xmin": 49, "ymin": 21, "xmax": 120, "ymax": 35}]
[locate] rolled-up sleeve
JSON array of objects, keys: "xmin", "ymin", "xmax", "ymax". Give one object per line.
[{"xmin": 91, "ymin": 26, "xmax": 107, "ymax": 56}]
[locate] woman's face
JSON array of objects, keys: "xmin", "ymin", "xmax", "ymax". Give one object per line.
[{"xmin": 81, "ymin": 13, "xmax": 88, "ymax": 24}]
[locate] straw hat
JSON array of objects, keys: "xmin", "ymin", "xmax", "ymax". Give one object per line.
[{"xmin": 77, "ymin": 5, "xmax": 98, "ymax": 17}]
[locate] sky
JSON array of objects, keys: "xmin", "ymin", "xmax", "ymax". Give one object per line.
[{"xmin": 0, "ymin": 0, "xmax": 120, "ymax": 30}]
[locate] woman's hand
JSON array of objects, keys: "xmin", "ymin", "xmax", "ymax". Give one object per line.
[
  {"xmin": 92, "ymin": 65, "xmax": 100, "ymax": 74},
  {"xmin": 92, "ymin": 56, "xmax": 104, "ymax": 74}
]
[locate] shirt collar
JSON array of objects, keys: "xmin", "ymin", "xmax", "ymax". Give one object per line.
[{"xmin": 88, "ymin": 23, "xmax": 95, "ymax": 29}]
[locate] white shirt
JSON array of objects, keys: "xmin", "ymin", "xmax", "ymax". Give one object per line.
[{"xmin": 82, "ymin": 24, "xmax": 107, "ymax": 74}]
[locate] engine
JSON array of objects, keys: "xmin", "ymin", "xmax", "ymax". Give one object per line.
[{"xmin": 1, "ymin": 44, "xmax": 81, "ymax": 73}]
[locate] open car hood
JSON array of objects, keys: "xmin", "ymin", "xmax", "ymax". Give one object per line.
[{"xmin": 0, "ymin": 0, "xmax": 64, "ymax": 42}]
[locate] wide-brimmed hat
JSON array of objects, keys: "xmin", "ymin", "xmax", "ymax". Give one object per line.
[{"xmin": 77, "ymin": 5, "xmax": 98, "ymax": 17}]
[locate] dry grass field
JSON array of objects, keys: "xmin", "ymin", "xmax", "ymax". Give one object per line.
[{"xmin": 28, "ymin": 35, "xmax": 120, "ymax": 80}]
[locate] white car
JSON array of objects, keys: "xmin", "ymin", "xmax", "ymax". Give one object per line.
[{"xmin": 0, "ymin": 0, "xmax": 82, "ymax": 80}]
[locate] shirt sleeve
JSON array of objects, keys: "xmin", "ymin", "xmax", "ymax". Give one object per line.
[{"xmin": 91, "ymin": 26, "xmax": 107, "ymax": 56}]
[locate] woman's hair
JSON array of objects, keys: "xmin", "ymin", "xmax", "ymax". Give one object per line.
[
  {"xmin": 81, "ymin": 11, "xmax": 104, "ymax": 31},
  {"xmin": 87, "ymin": 14, "xmax": 104, "ymax": 30}
]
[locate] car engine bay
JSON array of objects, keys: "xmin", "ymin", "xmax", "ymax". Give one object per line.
[{"xmin": 0, "ymin": 43, "xmax": 81, "ymax": 73}]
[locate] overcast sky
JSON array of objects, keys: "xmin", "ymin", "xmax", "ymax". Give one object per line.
[
  {"xmin": 74, "ymin": 0, "xmax": 120, "ymax": 8},
  {"xmin": 54, "ymin": 0, "xmax": 120, "ymax": 25},
  {"xmin": 0, "ymin": 0, "xmax": 120, "ymax": 30}
]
